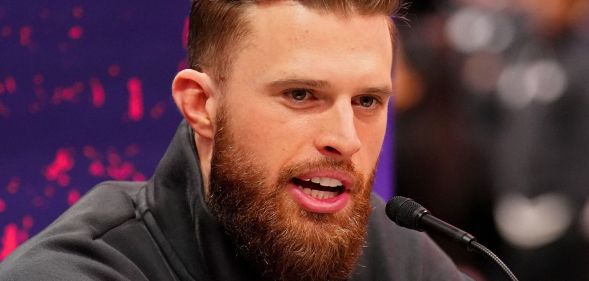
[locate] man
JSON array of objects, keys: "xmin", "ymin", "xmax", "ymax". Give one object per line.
[{"xmin": 0, "ymin": 1, "xmax": 471, "ymax": 280}]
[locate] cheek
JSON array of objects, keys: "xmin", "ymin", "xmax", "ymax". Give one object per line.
[
  {"xmin": 357, "ymin": 120, "xmax": 387, "ymax": 169},
  {"xmin": 225, "ymin": 101, "xmax": 307, "ymax": 168}
]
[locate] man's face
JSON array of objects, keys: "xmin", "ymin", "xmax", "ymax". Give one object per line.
[{"xmin": 206, "ymin": 2, "xmax": 393, "ymax": 280}]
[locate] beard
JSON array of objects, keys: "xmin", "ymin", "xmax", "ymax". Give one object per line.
[{"xmin": 206, "ymin": 106, "xmax": 374, "ymax": 281}]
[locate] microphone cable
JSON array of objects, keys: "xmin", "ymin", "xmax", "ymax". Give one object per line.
[{"xmin": 386, "ymin": 196, "xmax": 519, "ymax": 281}]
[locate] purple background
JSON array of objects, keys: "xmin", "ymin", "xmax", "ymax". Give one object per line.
[{"xmin": 0, "ymin": 0, "xmax": 394, "ymax": 260}]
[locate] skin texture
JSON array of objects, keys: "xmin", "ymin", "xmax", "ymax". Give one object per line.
[{"xmin": 172, "ymin": 2, "xmax": 394, "ymax": 280}]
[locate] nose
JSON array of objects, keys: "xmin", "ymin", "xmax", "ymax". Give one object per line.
[{"xmin": 314, "ymin": 102, "xmax": 362, "ymax": 160}]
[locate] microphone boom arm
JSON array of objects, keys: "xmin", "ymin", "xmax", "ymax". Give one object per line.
[{"xmin": 386, "ymin": 196, "xmax": 519, "ymax": 281}]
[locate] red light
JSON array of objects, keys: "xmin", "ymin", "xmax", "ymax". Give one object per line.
[
  {"xmin": 67, "ymin": 190, "xmax": 80, "ymax": 206},
  {"xmin": 127, "ymin": 77, "xmax": 144, "ymax": 121},
  {"xmin": 89, "ymin": 78, "xmax": 105, "ymax": 108},
  {"xmin": 88, "ymin": 160, "xmax": 105, "ymax": 177},
  {"xmin": 22, "ymin": 216, "xmax": 34, "ymax": 230},
  {"xmin": 5, "ymin": 76, "xmax": 16, "ymax": 94},
  {"xmin": 72, "ymin": 6, "xmax": 84, "ymax": 19},
  {"xmin": 19, "ymin": 26, "xmax": 32, "ymax": 46},
  {"xmin": 44, "ymin": 149, "xmax": 74, "ymax": 185},
  {"xmin": 68, "ymin": 26, "xmax": 83, "ymax": 40},
  {"xmin": 0, "ymin": 224, "xmax": 18, "ymax": 261},
  {"xmin": 6, "ymin": 177, "xmax": 20, "ymax": 194}
]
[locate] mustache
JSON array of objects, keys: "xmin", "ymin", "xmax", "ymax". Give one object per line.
[{"xmin": 277, "ymin": 158, "xmax": 363, "ymax": 188}]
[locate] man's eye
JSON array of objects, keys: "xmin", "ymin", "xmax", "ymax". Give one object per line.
[
  {"xmin": 354, "ymin": 96, "xmax": 379, "ymax": 108},
  {"xmin": 286, "ymin": 89, "xmax": 312, "ymax": 101}
]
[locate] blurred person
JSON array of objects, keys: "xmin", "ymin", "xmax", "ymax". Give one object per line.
[
  {"xmin": 488, "ymin": 1, "xmax": 589, "ymax": 280},
  {"xmin": 443, "ymin": 0, "xmax": 589, "ymax": 279},
  {"xmin": 394, "ymin": 1, "xmax": 500, "ymax": 279},
  {"xmin": 369, "ymin": 0, "xmax": 587, "ymax": 279},
  {"xmin": 0, "ymin": 1, "xmax": 473, "ymax": 280}
]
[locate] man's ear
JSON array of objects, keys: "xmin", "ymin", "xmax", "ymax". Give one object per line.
[{"xmin": 172, "ymin": 69, "xmax": 217, "ymax": 140}]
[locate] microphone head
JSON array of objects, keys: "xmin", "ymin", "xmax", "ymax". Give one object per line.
[{"xmin": 385, "ymin": 196, "xmax": 429, "ymax": 231}]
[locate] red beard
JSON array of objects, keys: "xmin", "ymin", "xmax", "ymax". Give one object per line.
[{"xmin": 206, "ymin": 107, "xmax": 373, "ymax": 281}]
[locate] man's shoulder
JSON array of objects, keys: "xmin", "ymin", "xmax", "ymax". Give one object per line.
[
  {"xmin": 352, "ymin": 193, "xmax": 472, "ymax": 280},
  {"xmin": 48, "ymin": 181, "xmax": 144, "ymax": 236},
  {"xmin": 0, "ymin": 181, "xmax": 151, "ymax": 281},
  {"xmin": 364, "ymin": 194, "xmax": 435, "ymax": 257}
]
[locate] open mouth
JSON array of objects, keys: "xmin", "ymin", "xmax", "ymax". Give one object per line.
[
  {"xmin": 288, "ymin": 173, "xmax": 351, "ymax": 213},
  {"xmin": 291, "ymin": 177, "xmax": 346, "ymax": 200}
]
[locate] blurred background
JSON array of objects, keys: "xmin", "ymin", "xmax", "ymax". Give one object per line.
[
  {"xmin": 394, "ymin": 0, "xmax": 589, "ymax": 280},
  {"xmin": 0, "ymin": 0, "xmax": 187, "ymax": 259},
  {"xmin": 1, "ymin": 0, "xmax": 589, "ymax": 280}
]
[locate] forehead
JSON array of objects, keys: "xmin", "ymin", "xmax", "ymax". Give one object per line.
[
  {"xmin": 247, "ymin": 2, "xmax": 394, "ymax": 38},
  {"xmin": 225, "ymin": 2, "xmax": 394, "ymax": 89}
]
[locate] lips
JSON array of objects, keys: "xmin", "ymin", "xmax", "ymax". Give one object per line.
[{"xmin": 287, "ymin": 171, "xmax": 353, "ymax": 214}]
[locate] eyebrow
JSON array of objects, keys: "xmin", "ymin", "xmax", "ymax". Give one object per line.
[
  {"xmin": 363, "ymin": 86, "xmax": 394, "ymax": 97},
  {"xmin": 267, "ymin": 78, "xmax": 330, "ymax": 90},
  {"xmin": 267, "ymin": 78, "xmax": 393, "ymax": 97}
]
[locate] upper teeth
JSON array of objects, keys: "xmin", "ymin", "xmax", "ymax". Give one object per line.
[{"xmin": 306, "ymin": 177, "xmax": 343, "ymax": 187}]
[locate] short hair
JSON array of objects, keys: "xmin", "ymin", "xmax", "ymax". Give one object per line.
[{"xmin": 187, "ymin": 0, "xmax": 400, "ymax": 86}]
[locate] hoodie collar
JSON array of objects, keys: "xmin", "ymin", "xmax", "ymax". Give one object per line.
[{"xmin": 142, "ymin": 121, "xmax": 257, "ymax": 281}]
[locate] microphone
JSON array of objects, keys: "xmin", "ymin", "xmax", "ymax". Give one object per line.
[{"xmin": 386, "ymin": 196, "xmax": 519, "ymax": 281}]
